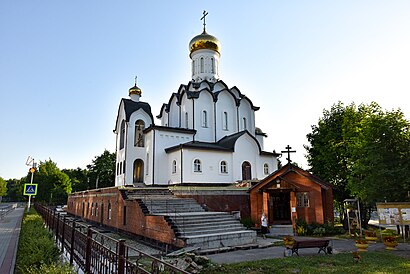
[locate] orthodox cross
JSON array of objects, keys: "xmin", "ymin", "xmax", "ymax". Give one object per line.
[
  {"xmin": 281, "ymin": 145, "xmax": 296, "ymax": 164},
  {"xmin": 200, "ymin": 10, "xmax": 208, "ymax": 32},
  {"xmin": 134, "ymin": 76, "xmax": 138, "ymax": 86}
]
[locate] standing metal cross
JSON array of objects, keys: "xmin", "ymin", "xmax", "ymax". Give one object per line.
[
  {"xmin": 281, "ymin": 145, "xmax": 296, "ymax": 164},
  {"xmin": 200, "ymin": 10, "xmax": 208, "ymax": 32}
]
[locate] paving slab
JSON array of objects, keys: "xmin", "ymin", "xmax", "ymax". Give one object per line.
[{"xmin": 0, "ymin": 204, "xmax": 24, "ymax": 274}]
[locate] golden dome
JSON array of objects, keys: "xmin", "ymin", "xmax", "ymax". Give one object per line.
[
  {"xmin": 129, "ymin": 84, "xmax": 142, "ymax": 96},
  {"xmin": 189, "ymin": 30, "xmax": 221, "ymax": 56}
]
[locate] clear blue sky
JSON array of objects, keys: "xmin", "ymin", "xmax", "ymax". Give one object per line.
[{"xmin": 1, "ymin": 1, "xmax": 410, "ymax": 180}]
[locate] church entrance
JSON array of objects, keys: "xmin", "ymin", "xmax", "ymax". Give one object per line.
[
  {"xmin": 269, "ymin": 191, "xmax": 291, "ymax": 224},
  {"xmin": 133, "ymin": 159, "xmax": 144, "ymax": 184},
  {"xmin": 242, "ymin": 161, "xmax": 252, "ymax": 180}
]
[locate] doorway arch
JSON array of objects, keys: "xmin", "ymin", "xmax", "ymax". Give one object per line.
[
  {"xmin": 133, "ymin": 159, "xmax": 144, "ymax": 184},
  {"xmin": 242, "ymin": 161, "xmax": 252, "ymax": 180}
]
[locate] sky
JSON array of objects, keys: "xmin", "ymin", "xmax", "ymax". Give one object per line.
[{"xmin": 1, "ymin": 1, "xmax": 410, "ymax": 180}]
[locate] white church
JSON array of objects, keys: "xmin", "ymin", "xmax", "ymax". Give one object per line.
[{"xmin": 114, "ymin": 17, "xmax": 279, "ymax": 187}]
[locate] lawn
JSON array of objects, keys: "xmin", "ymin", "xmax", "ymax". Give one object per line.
[{"xmin": 203, "ymin": 251, "xmax": 410, "ymax": 274}]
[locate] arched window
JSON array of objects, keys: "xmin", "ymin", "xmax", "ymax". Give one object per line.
[
  {"xmin": 123, "ymin": 160, "xmax": 126, "ymax": 174},
  {"xmin": 243, "ymin": 117, "xmax": 247, "ymax": 130},
  {"xmin": 119, "ymin": 120, "xmax": 125, "ymax": 149},
  {"xmin": 185, "ymin": 112, "xmax": 189, "ymax": 129},
  {"xmin": 200, "ymin": 57, "xmax": 204, "ymax": 73},
  {"xmin": 193, "ymin": 159, "xmax": 202, "ymax": 173},
  {"xmin": 264, "ymin": 163, "xmax": 269, "ymax": 175},
  {"xmin": 119, "ymin": 162, "xmax": 123, "ymax": 174},
  {"xmin": 116, "ymin": 163, "xmax": 119, "ymax": 175},
  {"xmin": 202, "ymin": 110, "xmax": 208, "ymax": 127},
  {"xmin": 192, "ymin": 60, "xmax": 195, "ymax": 76},
  {"xmin": 211, "ymin": 58, "xmax": 215, "ymax": 73},
  {"xmin": 133, "ymin": 159, "xmax": 144, "ymax": 184},
  {"xmin": 134, "ymin": 120, "xmax": 145, "ymax": 147},
  {"xmin": 220, "ymin": 160, "xmax": 228, "ymax": 174},
  {"xmin": 172, "ymin": 160, "xmax": 177, "ymax": 173},
  {"xmin": 223, "ymin": 112, "xmax": 228, "ymax": 130}
]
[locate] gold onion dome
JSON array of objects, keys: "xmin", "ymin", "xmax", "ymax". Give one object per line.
[
  {"xmin": 189, "ymin": 30, "xmax": 221, "ymax": 56},
  {"xmin": 128, "ymin": 84, "xmax": 142, "ymax": 96}
]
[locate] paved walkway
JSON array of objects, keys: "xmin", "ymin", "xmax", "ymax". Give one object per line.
[
  {"xmin": 206, "ymin": 236, "xmax": 410, "ymax": 264},
  {"xmin": 0, "ymin": 204, "xmax": 25, "ymax": 274}
]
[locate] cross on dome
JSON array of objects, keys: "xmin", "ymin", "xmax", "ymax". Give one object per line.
[{"xmin": 200, "ymin": 10, "xmax": 208, "ymax": 32}]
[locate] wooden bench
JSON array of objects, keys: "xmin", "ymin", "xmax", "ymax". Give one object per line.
[{"xmin": 289, "ymin": 239, "xmax": 330, "ymax": 256}]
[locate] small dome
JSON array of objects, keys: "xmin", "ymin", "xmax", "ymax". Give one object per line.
[
  {"xmin": 129, "ymin": 84, "xmax": 142, "ymax": 96},
  {"xmin": 189, "ymin": 31, "xmax": 221, "ymax": 56}
]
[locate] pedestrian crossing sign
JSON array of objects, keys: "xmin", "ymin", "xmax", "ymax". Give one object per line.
[{"xmin": 24, "ymin": 184, "xmax": 38, "ymax": 196}]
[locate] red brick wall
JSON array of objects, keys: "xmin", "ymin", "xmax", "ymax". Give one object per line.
[{"xmin": 67, "ymin": 187, "xmax": 184, "ymax": 248}]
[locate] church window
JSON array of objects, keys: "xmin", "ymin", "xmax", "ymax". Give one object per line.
[
  {"xmin": 211, "ymin": 58, "xmax": 215, "ymax": 73},
  {"xmin": 193, "ymin": 159, "xmax": 202, "ymax": 173},
  {"xmin": 91, "ymin": 203, "xmax": 94, "ymax": 216},
  {"xmin": 202, "ymin": 110, "xmax": 208, "ymax": 127},
  {"xmin": 123, "ymin": 160, "xmax": 126, "ymax": 174},
  {"xmin": 134, "ymin": 120, "xmax": 145, "ymax": 147},
  {"xmin": 220, "ymin": 161, "xmax": 228, "ymax": 174},
  {"xmin": 223, "ymin": 112, "xmax": 228, "ymax": 130},
  {"xmin": 172, "ymin": 160, "xmax": 177, "ymax": 173},
  {"xmin": 243, "ymin": 117, "xmax": 247, "ymax": 130},
  {"xmin": 116, "ymin": 163, "xmax": 119, "ymax": 175},
  {"xmin": 146, "ymin": 154, "xmax": 149, "ymax": 175},
  {"xmin": 119, "ymin": 120, "xmax": 125, "ymax": 150},
  {"xmin": 200, "ymin": 57, "xmax": 204, "ymax": 73},
  {"xmin": 95, "ymin": 203, "xmax": 98, "ymax": 217},
  {"xmin": 119, "ymin": 162, "xmax": 123, "ymax": 175},
  {"xmin": 108, "ymin": 202, "xmax": 112, "ymax": 220},
  {"xmin": 297, "ymin": 192, "xmax": 310, "ymax": 207},
  {"xmin": 263, "ymin": 163, "xmax": 269, "ymax": 175},
  {"xmin": 192, "ymin": 60, "xmax": 195, "ymax": 76},
  {"xmin": 185, "ymin": 112, "xmax": 189, "ymax": 129}
]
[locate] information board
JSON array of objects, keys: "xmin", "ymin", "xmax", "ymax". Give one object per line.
[{"xmin": 376, "ymin": 202, "xmax": 410, "ymax": 225}]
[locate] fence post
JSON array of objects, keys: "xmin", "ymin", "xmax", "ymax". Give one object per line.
[
  {"xmin": 70, "ymin": 220, "xmax": 76, "ymax": 265},
  {"xmin": 117, "ymin": 239, "xmax": 125, "ymax": 274},
  {"xmin": 61, "ymin": 215, "xmax": 66, "ymax": 252},
  {"xmin": 85, "ymin": 226, "xmax": 93, "ymax": 274},
  {"xmin": 55, "ymin": 213, "xmax": 60, "ymax": 243}
]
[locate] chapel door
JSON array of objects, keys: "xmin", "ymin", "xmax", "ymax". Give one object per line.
[
  {"xmin": 133, "ymin": 159, "xmax": 144, "ymax": 184},
  {"xmin": 269, "ymin": 191, "xmax": 291, "ymax": 224},
  {"xmin": 242, "ymin": 161, "xmax": 252, "ymax": 180}
]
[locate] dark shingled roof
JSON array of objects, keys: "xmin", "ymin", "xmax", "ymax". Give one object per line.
[
  {"xmin": 165, "ymin": 130, "xmax": 277, "ymax": 156},
  {"xmin": 114, "ymin": 99, "xmax": 154, "ymax": 132}
]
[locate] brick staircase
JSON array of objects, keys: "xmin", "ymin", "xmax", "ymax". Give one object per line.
[{"xmin": 123, "ymin": 188, "xmax": 256, "ymax": 250}]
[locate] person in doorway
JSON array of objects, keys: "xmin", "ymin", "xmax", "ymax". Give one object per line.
[{"xmin": 261, "ymin": 212, "xmax": 268, "ymax": 238}]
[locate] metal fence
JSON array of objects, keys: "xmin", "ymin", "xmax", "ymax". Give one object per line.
[{"xmin": 34, "ymin": 204, "xmax": 190, "ymax": 274}]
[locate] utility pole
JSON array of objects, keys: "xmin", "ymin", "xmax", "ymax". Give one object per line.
[{"xmin": 25, "ymin": 156, "xmax": 36, "ymax": 212}]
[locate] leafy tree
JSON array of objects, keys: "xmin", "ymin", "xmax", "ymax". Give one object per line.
[
  {"xmin": 305, "ymin": 102, "xmax": 410, "ymax": 226},
  {"xmin": 0, "ymin": 176, "xmax": 7, "ymax": 197},
  {"xmin": 86, "ymin": 150, "xmax": 115, "ymax": 189},
  {"xmin": 62, "ymin": 168, "xmax": 90, "ymax": 192},
  {"xmin": 4, "ymin": 178, "xmax": 24, "ymax": 202},
  {"xmin": 32, "ymin": 159, "xmax": 72, "ymax": 204}
]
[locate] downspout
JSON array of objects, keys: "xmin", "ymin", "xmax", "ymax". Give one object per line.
[
  {"xmin": 214, "ymin": 101, "xmax": 217, "ymax": 142},
  {"xmin": 192, "ymin": 99, "xmax": 195, "ymax": 141},
  {"xmin": 180, "ymin": 148, "xmax": 183, "ymax": 184},
  {"xmin": 152, "ymin": 129, "xmax": 156, "ymax": 186}
]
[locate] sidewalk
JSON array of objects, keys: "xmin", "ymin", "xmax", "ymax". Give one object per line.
[
  {"xmin": 0, "ymin": 204, "xmax": 25, "ymax": 274},
  {"xmin": 206, "ymin": 236, "xmax": 410, "ymax": 264}
]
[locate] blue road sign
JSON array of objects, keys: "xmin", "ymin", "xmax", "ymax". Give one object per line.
[{"xmin": 24, "ymin": 184, "xmax": 38, "ymax": 196}]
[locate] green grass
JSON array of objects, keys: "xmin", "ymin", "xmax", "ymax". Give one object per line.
[{"xmin": 203, "ymin": 251, "xmax": 410, "ymax": 274}]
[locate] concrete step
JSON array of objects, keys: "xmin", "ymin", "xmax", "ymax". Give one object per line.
[
  {"xmin": 176, "ymin": 225, "xmax": 245, "ymax": 236},
  {"xmin": 183, "ymin": 230, "xmax": 257, "ymax": 250},
  {"xmin": 269, "ymin": 225, "xmax": 294, "ymax": 236},
  {"xmin": 173, "ymin": 219, "xmax": 239, "ymax": 229}
]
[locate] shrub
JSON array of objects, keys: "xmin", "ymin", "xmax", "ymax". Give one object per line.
[{"xmin": 15, "ymin": 207, "xmax": 75, "ymax": 274}]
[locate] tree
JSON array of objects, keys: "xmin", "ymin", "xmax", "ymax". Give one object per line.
[
  {"xmin": 3, "ymin": 178, "xmax": 24, "ymax": 202},
  {"xmin": 32, "ymin": 159, "xmax": 72, "ymax": 204},
  {"xmin": 86, "ymin": 150, "xmax": 115, "ymax": 189},
  {"xmin": 0, "ymin": 177, "xmax": 7, "ymax": 197},
  {"xmin": 62, "ymin": 168, "xmax": 90, "ymax": 192},
  {"xmin": 305, "ymin": 102, "xmax": 410, "ymax": 225}
]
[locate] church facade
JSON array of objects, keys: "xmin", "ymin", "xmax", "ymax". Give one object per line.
[{"xmin": 114, "ymin": 22, "xmax": 279, "ymax": 187}]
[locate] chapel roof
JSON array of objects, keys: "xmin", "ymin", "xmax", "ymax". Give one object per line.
[{"xmin": 114, "ymin": 98, "xmax": 153, "ymax": 132}]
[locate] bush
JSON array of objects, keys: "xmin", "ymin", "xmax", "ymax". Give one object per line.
[
  {"xmin": 296, "ymin": 218, "xmax": 344, "ymax": 236},
  {"xmin": 15, "ymin": 207, "xmax": 75, "ymax": 274}
]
